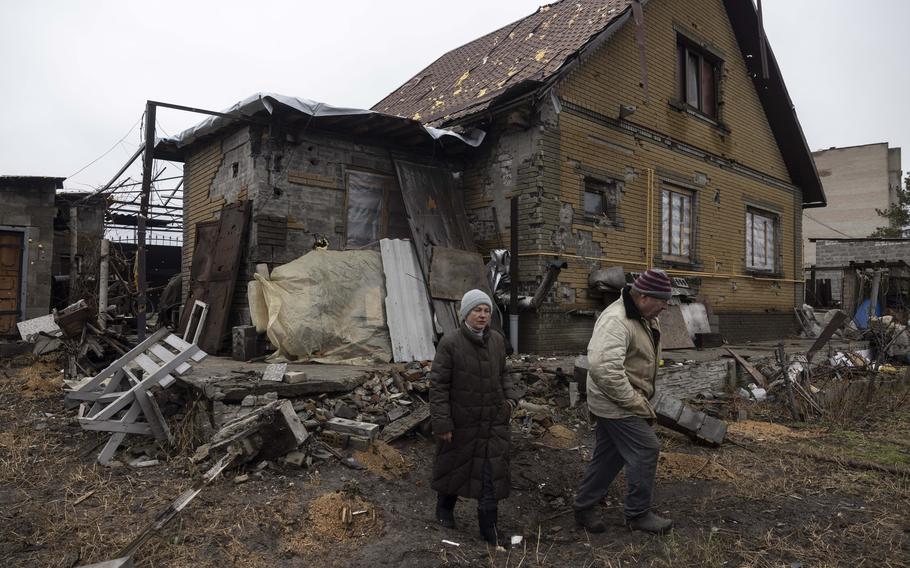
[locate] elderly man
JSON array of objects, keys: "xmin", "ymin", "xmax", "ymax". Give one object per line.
[{"xmin": 573, "ymin": 268, "xmax": 673, "ymax": 534}]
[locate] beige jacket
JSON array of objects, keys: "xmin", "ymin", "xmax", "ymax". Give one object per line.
[{"xmin": 586, "ymin": 287, "xmax": 661, "ymax": 419}]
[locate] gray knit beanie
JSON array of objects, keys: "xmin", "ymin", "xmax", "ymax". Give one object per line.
[{"xmin": 459, "ymin": 289, "xmax": 493, "ymax": 321}]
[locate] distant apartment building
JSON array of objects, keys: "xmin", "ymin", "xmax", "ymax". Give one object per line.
[{"xmin": 804, "ymin": 143, "xmax": 902, "ymax": 266}]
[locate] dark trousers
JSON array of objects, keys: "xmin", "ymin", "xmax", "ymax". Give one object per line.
[
  {"xmin": 573, "ymin": 415, "xmax": 660, "ymax": 519},
  {"xmin": 438, "ymin": 460, "xmax": 497, "ymax": 512}
]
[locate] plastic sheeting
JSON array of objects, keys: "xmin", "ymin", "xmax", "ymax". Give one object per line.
[
  {"xmin": 255, "ymin": 250, "xmax": 392, "ymax": 365},
  {"xmin": 163, "ymin": 93, "xmax": 485, "ymax": 150}
]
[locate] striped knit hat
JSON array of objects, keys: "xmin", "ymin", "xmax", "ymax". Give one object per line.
[{"xmin": 631, "ymin": 269, "xmax": 672, "ymax": 300}]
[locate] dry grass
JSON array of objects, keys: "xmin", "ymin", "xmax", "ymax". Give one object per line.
[{"xmin": 353, "ymin": 440, "xmax": 411, "ymax": 480}]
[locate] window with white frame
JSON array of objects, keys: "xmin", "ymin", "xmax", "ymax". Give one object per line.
[
  {"xmin": 746, "ymin": 209, "xmax": 777, "ymax": 271},
  {"xmin": 661, "ymin": 186, "xmax": 694, "ymax": 261}
]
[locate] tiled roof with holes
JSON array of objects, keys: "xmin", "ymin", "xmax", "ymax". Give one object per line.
[{"xmin": 373, "ymin": 0, "xmax": 634, "ymax": 126}]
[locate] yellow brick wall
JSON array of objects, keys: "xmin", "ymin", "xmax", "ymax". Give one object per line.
[
  {"xmin": 558, "ymin": 0, "xmax": 790, "ymax": 181},
  {"xmin": 542, "ymin": 0, "xmax": 802, "ymax": 315},
  {"xmin": 182, "ymin": 139, "xmax": 224, "ymax": 289}
]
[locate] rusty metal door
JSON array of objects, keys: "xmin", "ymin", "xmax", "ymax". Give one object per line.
[{"xmin": 0, "ymin": 231, "xmax": 24, "ymax": 336}]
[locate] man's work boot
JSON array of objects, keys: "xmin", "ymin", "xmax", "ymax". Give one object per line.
[
  {"xmin": 626, "ymin": 511, "xmax": 673, "ymax": 534},
  {"xmin": 574, "ymin": 508, "xmax": 606, "ymax": 533},
  {"xmin": 435, "ymin": 494, "xmax": 457, "ymax": 529}
]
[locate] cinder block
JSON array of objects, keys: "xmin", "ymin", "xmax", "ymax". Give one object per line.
[{"xmin": 695, "ymin": 416, "xmax": 727, "ymax": 446}]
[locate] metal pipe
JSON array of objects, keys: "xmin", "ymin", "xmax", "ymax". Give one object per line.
[
  {"xmin": 76, "ymin": 146, "xmax": 144, "ymax": 203},
  {"xmin": 98, "ymin": 239, "xmax": 109, "ymax": 329},
  {"xmin": 509, "ymin": 196, "xmax": 519, "ymax": 354}
]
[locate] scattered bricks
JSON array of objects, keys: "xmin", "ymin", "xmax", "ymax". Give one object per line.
[
  {"xmin": 325, "ymin": 417, "xmax": 380, "ymax": 441},
  {"xmin": 284, "ymin": 371, "xmax": 307, "ymax": 384},
  {"xmin": 262, "ymin": 363, "xmax": 287, "ymax": 382},
  {"xmin": 283, "ymin": 451, "xmax": 307, "ymax": 467},
  {"xmin": 232, "ymin": 325, "xmax": 258, "ymax": 361},
  {"xmin": 387, "ymin": 406, "xmax": 410, "ymax": 423},
  {"xmin": 333, "ymin": 401, "xmax": 359, "ymax": 420},
  {"xmin": 695, "ymin": 416, "xmax": 727, "ymax": 446}
]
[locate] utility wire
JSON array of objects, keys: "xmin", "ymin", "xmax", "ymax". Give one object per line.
[
  {"xmin": 68, "ymin": 116, "xmax": 142, "ymax": 179},
  {"xmin": 804, "ymin": 213, "xmax": 856, "ymax": 239}
]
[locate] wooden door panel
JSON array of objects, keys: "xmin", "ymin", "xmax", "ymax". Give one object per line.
[{"xmin": 0, "ymin": 231, "xmax": 23, "ymax": 335}]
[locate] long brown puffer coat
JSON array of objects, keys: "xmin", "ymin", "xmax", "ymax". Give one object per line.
[{"xmin": 429, "ymin": 323, "xmax": 519, "ymax": 499}]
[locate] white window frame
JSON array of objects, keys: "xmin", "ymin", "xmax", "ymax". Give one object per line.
[
  {"xmin": 746, "ymin": 209, "xmax": 778, "ymax": 272},
  {"xmin": 661, "ymin": 185, "xmax": 694, "ymax": 262}
]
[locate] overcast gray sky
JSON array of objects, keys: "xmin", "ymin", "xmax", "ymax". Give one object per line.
[{"xmin": 1, "ymin": 0, "xmax": 907, "ymax": 191}]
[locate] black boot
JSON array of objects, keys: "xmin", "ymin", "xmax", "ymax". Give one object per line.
[
  {"xmin": 435, "ymin": 494, "xmax": 457, "ymax": 528},
  {"xmin": 574, "ymin": 507, "xmax": 606, "ymax": 533},
  {"xmin": 478, "ymin": 507, "xmax": 507, "ymax": 547}
]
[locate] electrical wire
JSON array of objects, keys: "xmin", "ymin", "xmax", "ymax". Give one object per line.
[
  {"xmin": 68, "ymin": 116, "xmax": 143, "ymax": 178},
  {"xmin": 804, "ymin": 213, "xmax": 856, "ymax": 239}
]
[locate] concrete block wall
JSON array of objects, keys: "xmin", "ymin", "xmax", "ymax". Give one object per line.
[
  {"xmin": 814, "ymin": 239, "xmax": 910, "ymax": 303},
  {"xmin": 0, "ymin": 185, "xmax": 56, "ymax": 320}
]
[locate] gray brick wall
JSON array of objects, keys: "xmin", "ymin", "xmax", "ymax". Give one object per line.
[{"xmin": 813, "ymin": 239, "xmax": 910, "ymax": 303}]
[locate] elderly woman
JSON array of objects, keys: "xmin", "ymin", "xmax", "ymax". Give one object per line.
[{"xmin": 429, "ymin": 289, "xmax": 519, "ymax": 546}]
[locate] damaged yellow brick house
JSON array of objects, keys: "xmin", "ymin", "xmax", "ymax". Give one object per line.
[{"xmin": 375, "ymin": 0, "xmax": 826, "ymax": 350}]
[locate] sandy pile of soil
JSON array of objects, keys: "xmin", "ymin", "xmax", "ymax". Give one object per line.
[
  {"xmin": 727, "ymin": 420, "xmax": 811, "ymax": 442},
  {"xmin": 282, "ymin": 491, "xmax": 382, "ymax": 556},
  {"xmin": 17, "ymin": 360, "xmax": 63, "ymax": 397},
  {"xmin": 539, "ymin": 424, "xmax": 579, "ymax": 449},
  {"xmin": 354, "ymin": 441, "xmax": 411, "ymax": 480},
  {"xmin": 658, "ymin": 452, "xmax": 737, "ymax": 481}
]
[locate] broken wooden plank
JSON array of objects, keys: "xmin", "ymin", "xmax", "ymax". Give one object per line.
[
  {"xmin": 806, "ymin": 310, "xmax": 849, "ymax": 362},
  {"xmin": 381, "ymin": 404, "xmax": 431, "ymax": 442},
  {"xmin": 725, "ymin": 348, "xmax": 769, "ymax": 389}
]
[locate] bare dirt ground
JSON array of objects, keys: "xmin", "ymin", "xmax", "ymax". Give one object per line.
[{"xmin": 2, "ymin": 354, "xmax": 909, "ymax": 567}]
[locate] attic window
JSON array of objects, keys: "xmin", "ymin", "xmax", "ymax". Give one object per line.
[{"xmin": 676, "ymin": 37, "xmax": 720, "ymax": 119}]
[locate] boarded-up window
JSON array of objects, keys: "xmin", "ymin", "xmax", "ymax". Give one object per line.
[
  {"xmin": 677, "ymin": 38, "xmax": 720, "ymax": 119},
  {"xmin": 583, "ymin": 177, "xmax": 619, "ymax": 223},
  {"xmin": 661, "ymin": 186, "xmax": 693, "ymax": 260},
  {"xmin": 746, "ymin": 209, "xmax": 777, "ymax": 271},
  {"xmin": 344, "ymin": 171, "xmax": 410, "ymax": 249}
]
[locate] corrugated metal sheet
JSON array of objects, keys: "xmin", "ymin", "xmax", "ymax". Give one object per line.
[{"xmin": 380, "ymin": 239, "xmax": 436, "ymax": 362}]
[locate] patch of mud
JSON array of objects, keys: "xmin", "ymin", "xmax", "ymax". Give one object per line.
[
  {"xmin": 658, "ymin": 452, "xmax": 737, "ymax": 481},
  {"xmin": 282, "ymin": 491, "xmax": 382, "ymax": 555},
  {"xmin": 538, "ymin": 424, "xmax": 579, "ymax": 449},
  {"xmin": 727, "ymin": 420, "xmax": 812, "ymax": 442},
  {"xmin": 354, "ymin": 441, "xmax": 411, "ymax": 480}
]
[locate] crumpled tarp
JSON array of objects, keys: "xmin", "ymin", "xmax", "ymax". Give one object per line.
[
  {"xmin": 255, "ymin": 250, "xmax": 392, "ymax": 365},
  {"xmin": 163, "ymin": 92, "xmax": 486, "ymax": 150}
]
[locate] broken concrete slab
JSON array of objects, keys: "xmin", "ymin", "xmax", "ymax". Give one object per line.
[
  {"xmin": 179, "ymin": 368, "xmax": 370, "ymax": 402},
  {"xmin": 16, "ymin": 314, "xmax": 62, "ymax": 342},
  {"xmin": 207, "ymin": 399, "xmax": 309, "ymax": 462}
]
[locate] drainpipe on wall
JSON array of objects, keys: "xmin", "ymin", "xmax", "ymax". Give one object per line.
[{"xmin": 509, "ymin": 196, "xmax": 519, "ymax": 354}]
